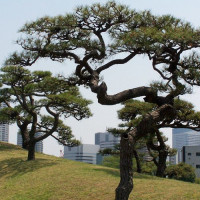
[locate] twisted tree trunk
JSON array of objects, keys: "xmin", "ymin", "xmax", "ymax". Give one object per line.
[
  {"xmin": 115, "ymin": 134, "xmax": 134, "ymax": 200},
  {"xmin": 115, "ymin": 104, "xmax": 175, "ymax": 199}
]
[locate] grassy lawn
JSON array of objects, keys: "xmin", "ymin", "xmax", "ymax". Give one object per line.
[{"xmin": 0, "ymin": 142, "xmax": 200, "ymax": 200}]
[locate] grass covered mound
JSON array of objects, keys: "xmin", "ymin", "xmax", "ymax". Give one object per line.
[{"xmin": 0, "ymin": 142, "xmax": 200, "ymax": 200}]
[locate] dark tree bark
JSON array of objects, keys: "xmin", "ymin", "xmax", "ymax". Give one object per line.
[
  {"xmin": 22, "ymin": 140, "xmax": 28, "ymax": 150},
  {"xmin": 156, "ymin": 150, "xmax": 168, "ymax": 177},
  {"xmin": 27, "ymin": 142, "xmax": 36, "ymax": 161},
  {"xmin": 133, "ymin": 149, "xmax": 142, "ymax": 173},
  {"xmin": 115, "ymin": 134, "xmax": 134, "ymax": 200},
  {"xmin": 21, "ymin": 132, "xmax": 29, "ymax": 150},
  {"xmin": 17, "ymin": 120, "xmax": 30, "ymax": 150}
]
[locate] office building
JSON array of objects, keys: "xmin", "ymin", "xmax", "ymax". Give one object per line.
[
  {"xmin": 0, "ymin": 103, "xmax": 9, "ymax": 142},
  {"xmin": 172, "ymin": 128, "xmax": 200, "ymax": 163},
  {"xmin": 17, "ymin": 132, "xmax": 43, "ymax": 153},
  {"xmin": 64, "ymin": 144, "xmax": 100, "ymax": 164},
  {"xmin": 95, "ymin": 132, "xmax": 120, "ymax": 150},
  {"xmin": 95, "ymin": 132, "xmax": 120, "ymax": 164},
  {"xmin": 168, "ymin": 153, "xmax": 178, "ymax": 165},
  {"xmin": 183, "ymin": 146, "xmax": 200, "ymax": 178}
]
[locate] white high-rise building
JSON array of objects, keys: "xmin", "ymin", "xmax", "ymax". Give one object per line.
[
  {"xmin": 17, "ymin": 132, "xmax": 43, "ymax": 153},
  {"xmin": 172, "ymin": 128, "xmax": 200, "ymax": 163},
  {"xmin": 0, "ymin": 103, "xmax": 9, "ymax": 142},
  {"xmin": 64, "ymin": 144, "xmax": 100, "ymax": 164}
]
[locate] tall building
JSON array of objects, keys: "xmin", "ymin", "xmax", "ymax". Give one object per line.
[
  {"xmin": 172, "ymin": 128, "xmax": 200, "ymax": 163},
  {"xmin": 95, "ymin": 132, "xmax": 120, "ymax": 150},
  {"xmin": 17, "ymin": 132, "xmax": 43, "ymax": 153},
  {"xmin": 183, "ymin": 146, "xmax": 200, "ymax": 178},
  {"xmin": 64, "ymin": 144, "xmax": 100, "ymax": 164},
  {"xmin": 0, "ymin": 103, "xmax": 9, "ymax": 142}
]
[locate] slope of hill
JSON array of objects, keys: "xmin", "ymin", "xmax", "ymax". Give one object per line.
[{"xmin": 0, "ymin": 142, "xmax": 200, "ymax": 200}]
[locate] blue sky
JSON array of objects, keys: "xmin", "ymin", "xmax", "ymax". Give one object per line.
[{"xmin": 1, "ymin": 0, "xmax": 200, "ymax": 156}]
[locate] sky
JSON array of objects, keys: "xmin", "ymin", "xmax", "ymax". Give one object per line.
[{"xmin": 0, "ymin": 0, "xmax": 200, "ymax": 156}]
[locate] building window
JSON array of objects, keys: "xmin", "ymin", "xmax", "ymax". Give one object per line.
[
  {"xmin": 68, "ymin": 147, "xmax": 71, "ymax": 151},
  {"xmin": 196, "ymin": 165, "xmax": 200, "ymax": 168},
  {"xmin": 188, "ymin": 153, "xmax": 191, "ymax": 156},
  {"xmin": 105, "ymin": 135, "xmax": 109, "ymax": 142},
  {"xmin": 196, "ymin": 152, "xmax": 200, "ymax": 156}
]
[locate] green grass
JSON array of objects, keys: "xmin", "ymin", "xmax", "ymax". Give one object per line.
[{"xmin": 1, "ymin": 142, "xmax": 200, "ymax": 200}]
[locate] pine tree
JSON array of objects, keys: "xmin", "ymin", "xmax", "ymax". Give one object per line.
[
  {"xmin": 5, "ymin": 1, "xmax": 200, "ymax": 199},
  {"xmin": 0, "ymin": 66, "xmax": 92, "ymax": 160}
]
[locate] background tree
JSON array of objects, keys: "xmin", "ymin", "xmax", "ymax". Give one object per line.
[
  {"xmin": 109, "ymin": 100, "xmax": 177, "ymax": 177},
  {"xmin": 115, "ymin": 100, "xmax": 154, "ymax": 174},
  {"xmin": 146, "ymin": 130, "xmax": 177, "ymax": 177},
  {"xmin": 5, "ymin": 1, "xmax": 200, "ymax": 199},
  {"xmin": 0, "ymin": 65, "xmax": 92, "ymax": 161},
  {"xmin": 111, "ymin": 99, "xmax": 200, "ymax": 177},
  {"xmin": 166, "ymin": 162, "xmax": 196, "ymax": 183}
]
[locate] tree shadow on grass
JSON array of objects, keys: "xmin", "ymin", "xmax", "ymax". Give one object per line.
[
  {"xmin": 93, "ymin": 167, "xmax": 120, "ymax": 178},
  {"xmin": 93, "ymin": 167, "xmax": 161, "ymax": 181},
  {"xmin": 133, "ymin": 173, "xmax": 160, "ymax": 180},
  {"xmin": 0, "ymin": 157, "xmax": 57, "ymax": 178},
  {"xmin": 0, "ymin": 142, "xmax": 23, "ymax": 151}
]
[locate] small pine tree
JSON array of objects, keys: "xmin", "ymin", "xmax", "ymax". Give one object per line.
[{"xmin": 0, "ymin": 66, "xmax": 92, "ymax": 160}]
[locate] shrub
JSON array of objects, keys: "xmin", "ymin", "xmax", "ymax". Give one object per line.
[
  {"xmin": 102, "ymin": 155, "xmax": 120, "ymax": 169},
  {"xmin": 141, "ymin": 161, "xmax": 157, "ymax": 175},
  {"xmin": 195, "ymin": 178, "xmax": 200, "ymax": 184},
  {"xmin": 166, "ymin": 163, "xmax": 196, "ymax": 183}
]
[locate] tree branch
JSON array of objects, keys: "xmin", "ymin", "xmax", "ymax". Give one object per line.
[{"xmin": 96, "ymin": 52, "xmax": 137, "ymax": 73}]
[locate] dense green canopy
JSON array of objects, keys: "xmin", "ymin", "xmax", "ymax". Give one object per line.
[{"xmin": 5, "ymin": 1, "xmax": 200, "ymax": 101}]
